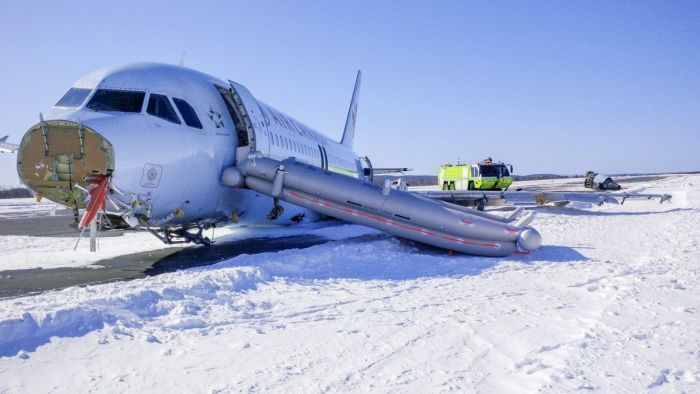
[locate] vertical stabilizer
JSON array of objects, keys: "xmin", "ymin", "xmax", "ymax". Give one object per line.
[{"xmin": 340, "ymin": 70, "xmax": 362, "ymax": 148}]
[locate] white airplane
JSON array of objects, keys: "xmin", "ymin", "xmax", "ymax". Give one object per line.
[
  {"xmin": 18, "ymin": 63, "xmax": 364, "ymax": 243},
  {"xmin": 12, "ymin": 63, "xmax": 669, "ymax": 256},
  {"xmin": 0, "ymin": 135, "xmax": 18, "ymax": 153}
]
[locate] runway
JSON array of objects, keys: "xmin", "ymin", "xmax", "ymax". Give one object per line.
[{"xmin": 0, "ymin": 227, "xmax": 329, "ymax": 299}]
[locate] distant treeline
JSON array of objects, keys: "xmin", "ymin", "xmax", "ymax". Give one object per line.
[{"xmin": 0, "ymin": 186, "xmax": 31, "ymax": 199}]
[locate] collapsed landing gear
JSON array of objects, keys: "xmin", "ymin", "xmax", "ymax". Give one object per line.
[
  {"xmin": 267, "ymin": 197, "xmax": 284, "ymax": 220},
  {"xmin": 139, "ymin": 216, "xmax": 214, "ymax": 246},
  {"xmin": 290, "ymin": 213, "xmax": 305, "ymax": 224},
  {"xmin": 164, "ymin": 227, "xmax": 214, "ymax": 246}
]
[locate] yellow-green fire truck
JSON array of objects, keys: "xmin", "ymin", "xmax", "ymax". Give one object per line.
[{"xmin": 438, "ymin": 158, "xmax": 514, "ymax": 191}]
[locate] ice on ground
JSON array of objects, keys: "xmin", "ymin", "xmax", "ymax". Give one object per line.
[{"xmin": 0, "ymin": 174, "xmax": 698, "ymax": 392}]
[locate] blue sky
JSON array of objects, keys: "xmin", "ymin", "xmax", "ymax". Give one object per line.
[{"xmin": 1, "ymin": 1, "xmax": 698, "ymax": 186}]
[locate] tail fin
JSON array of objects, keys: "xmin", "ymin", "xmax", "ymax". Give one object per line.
[
  {"xmin": 0, "ymin": 135, "xmax": 7, "ymax": 143},
  {"xmin": 340, "ymin": 70, "xmax": 362, "ymax": 148}
]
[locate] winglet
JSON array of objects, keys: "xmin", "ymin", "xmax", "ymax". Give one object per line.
[{"xmin": 341, "ymin": 70, "xmax": 362, "ymax": 148}]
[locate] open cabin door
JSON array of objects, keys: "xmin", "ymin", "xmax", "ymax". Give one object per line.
[{"xmin": 216, "ymin": 82, "xmax": 258, "ymax": 165}]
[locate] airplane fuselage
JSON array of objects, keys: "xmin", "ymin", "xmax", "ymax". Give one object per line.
[{"xmin": 17, "ymin": 63, "xmax": 362, "ymax": 229}]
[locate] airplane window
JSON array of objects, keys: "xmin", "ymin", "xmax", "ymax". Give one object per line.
[
  {"xmin": 284, "ymin": 137, "xmax": 289, "ymax": 150},
  {"xmin": 270, "ymin": 133, "xmax": 275, "ymax": 146},
  {"xmin": 86, "ymin": 89, "xmax": 145, "ymax": 113},
  {"xmin": 173, "ymin": 98, "xmax": 203, "ymax": 129},
  {"xmin": 55, "ymin": 88, "xmax": 92, "ymax": 108},
  {"xmin": 274, "ymin": 134, "xmax": 280, "ymax": 146},
  {"xmin": 147, "ymin": 94, "xmax": 181, "ymax": 124}
]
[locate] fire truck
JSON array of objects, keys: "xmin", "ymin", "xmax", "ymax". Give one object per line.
[{"xmin": 438, "ymin": 158, "xmax": 514, "ymax": 191}]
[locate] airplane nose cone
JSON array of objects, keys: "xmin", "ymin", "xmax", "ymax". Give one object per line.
[
  {"xmin": 517, "ymin": 228, "xmax": 542, "ymax": 251},
  {"xmin": 16, "ymin": 120, "xmax": 114, "ymax": 208}
]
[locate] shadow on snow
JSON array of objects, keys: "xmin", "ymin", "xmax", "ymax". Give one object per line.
[{"xmin": 193, "ymin": 234, "xmax": 589, "ymax": 281}]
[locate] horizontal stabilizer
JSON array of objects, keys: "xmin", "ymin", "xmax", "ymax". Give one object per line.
[
  {"xmin": 373, "ymin": 167, "xmax": 412, "ymax": 175},
  {"xmin": 0, "ymin": 134, "xmax": 18, "ymax": 153}
]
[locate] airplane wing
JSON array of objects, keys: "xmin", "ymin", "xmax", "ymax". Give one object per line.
[
  {"xmin": 373, "ymin": 167, "xmax": 411, "ymax": 175},
  {"xmin": 0, "ymin": 135, "xmax": 18, "ymax": 153},
  {"xmin": 413, "ymin": 189, "xmax": 672, "ymax": 210}
]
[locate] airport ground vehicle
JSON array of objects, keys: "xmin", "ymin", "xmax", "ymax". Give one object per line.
[
  {"xmin": 584, "ymin": 171, "xmax": 622, "ymax": 190},
  {"xmin": 438, "ymin": 159, "xmax": 513, "ymax": 191}
]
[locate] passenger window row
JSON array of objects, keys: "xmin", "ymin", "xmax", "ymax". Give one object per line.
[
  {"xmin": 327, "ymin": 154, "xmax": 353, "ymax": 170},
  {"xmin": 268, "ymin": 131, "xmax": 353, "ymax": 171},
  {"xmin": 269, "ymin": 132, "xmax": 320, "ymax": 160}
]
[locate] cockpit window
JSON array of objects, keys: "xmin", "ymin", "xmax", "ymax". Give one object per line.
[
  {"xmin": 55, "ymin": 88, "xmax": 92, "ymax": 108},
  {"xmin": 147, "ymin": 94, "xmax": 181, "ymax": 124},
  {"xmin": 86, "ymin": 89, "xmax": 145, "ymax": 112},
  {"xmin": 172, "ymin": 98, "xmax": 202, "ymax": 129},
  {"xmin": 480, "ymin": 164, "xmax": 510, "ymax": 177}
]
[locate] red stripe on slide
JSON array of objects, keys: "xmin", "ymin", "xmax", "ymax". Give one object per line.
[{"xmin": 287, "ymin": 190, "xmax": 498, "ymax": 249}]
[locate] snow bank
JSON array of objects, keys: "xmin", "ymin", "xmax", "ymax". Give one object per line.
[{"xmin": 0, "ymin": 266, "xmax": 267, "ymax": 357}]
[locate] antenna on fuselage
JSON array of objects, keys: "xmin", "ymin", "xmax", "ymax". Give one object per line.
[{"xmin": 178, "ymin": 51, "xmax": 187, "ymax": 67}]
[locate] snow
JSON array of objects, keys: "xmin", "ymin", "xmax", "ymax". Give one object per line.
[
  {"xmin": 0, "ymin": 174, "xmax": 698, "ymax": 392},
  {"xmin": 0, "ymin": 198, "xmax": 61, "ymax": 218},
  {"xmin": 0, "ymin": 232, "xmax": 179, "ymax": 270},
  {"xmin": 0, "ymin": 205, "xmax": 378, "ymax": 271}
]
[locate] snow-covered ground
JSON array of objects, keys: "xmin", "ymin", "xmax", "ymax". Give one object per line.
[
  {"xmin": 0, "ymin": 197, "xmax": 61, "ymax": 218},
  {"xmin": 0, "ymin": 174, "xmax": 698, "ymax": 392},
  {"xmin": 0, "ymin": 217, "xmax": 376, "ymax": 271},
  {"xmin": 0, "ymin": 231, "xmax": 181, "ymax": 271}
]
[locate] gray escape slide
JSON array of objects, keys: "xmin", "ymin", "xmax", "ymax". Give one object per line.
[{"xmin": 235, "ymin": 156, "xmax": 541, "ymax": 257}]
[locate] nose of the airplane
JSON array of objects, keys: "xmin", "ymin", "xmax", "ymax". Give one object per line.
[{"xmin": 16, "ymin": 120, "xmax": 115, "ymax": 208}]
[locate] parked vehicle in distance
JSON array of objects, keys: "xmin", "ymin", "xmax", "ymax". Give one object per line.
[{"xmin": 584, "ymin": 171, "xmax": 622, "ymax": 190}]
